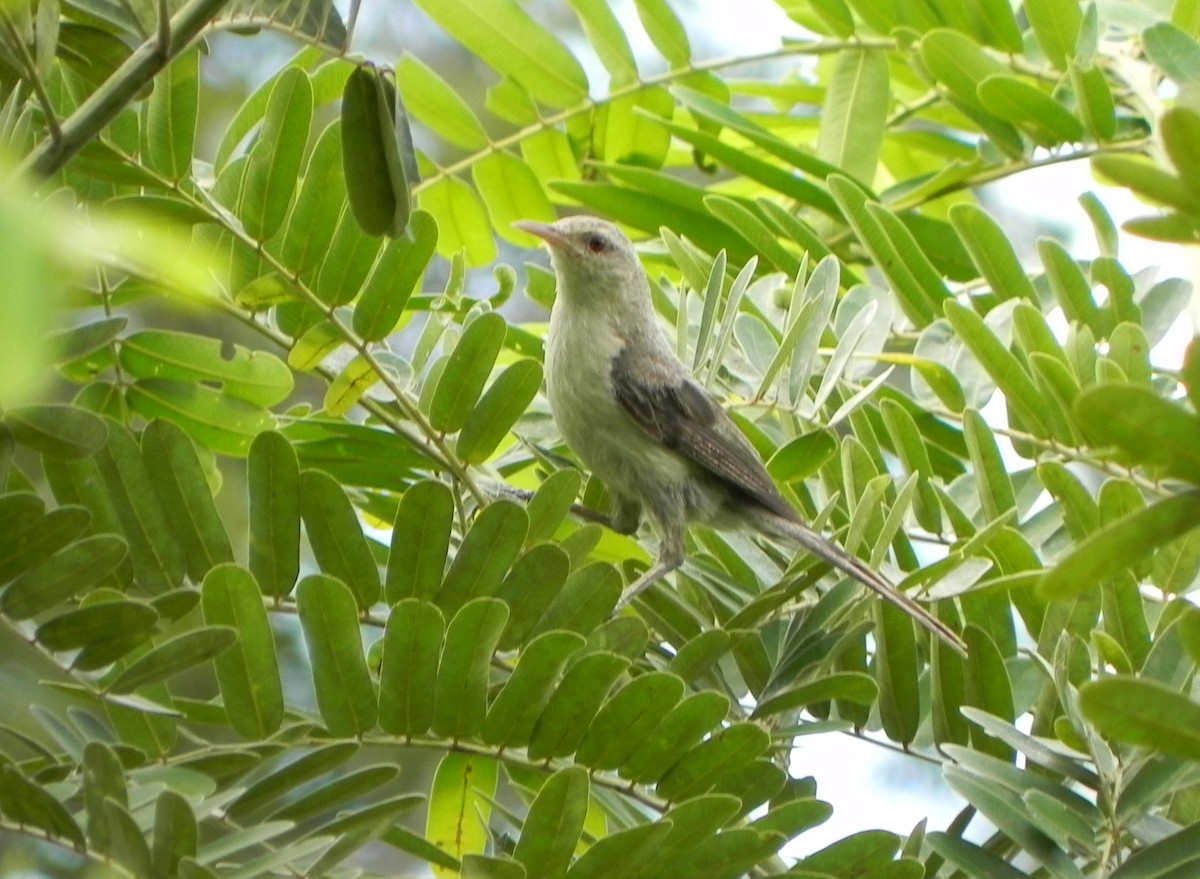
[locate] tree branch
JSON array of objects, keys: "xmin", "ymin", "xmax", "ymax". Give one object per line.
[{"xmin": 16, "ymin": 0, "xmax": 235, "ymax": 179}]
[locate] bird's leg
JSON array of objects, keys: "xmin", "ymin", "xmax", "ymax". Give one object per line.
[{"xmin": 613, "ymin": 526, "xmax": 684, "ymax": 612}]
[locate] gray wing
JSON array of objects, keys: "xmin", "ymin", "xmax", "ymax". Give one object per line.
[{"xmin": 611, "ymin": 350, "xmax": 797, "ymax": 521}]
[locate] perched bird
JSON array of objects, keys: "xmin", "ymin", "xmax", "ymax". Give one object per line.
[{"xmin": 515, "ymin": 216, "xmax": 965, "ymax": 654}]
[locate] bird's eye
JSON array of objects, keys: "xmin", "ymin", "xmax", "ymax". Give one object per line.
[{"xmin": 586, "ymin": 234, "xmax": 610, "ymax": 254}]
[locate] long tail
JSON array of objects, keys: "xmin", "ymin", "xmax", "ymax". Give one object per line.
[{"xmin": 750, "ymin": 509, "xmax": 967, "ymax": 655}]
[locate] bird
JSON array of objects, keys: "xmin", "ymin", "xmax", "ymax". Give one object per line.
[{"xmin": 515, "ymin": 215, "xmax": 965, "ymax": 654}]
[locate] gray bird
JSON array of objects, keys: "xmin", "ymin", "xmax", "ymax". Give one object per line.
[{"xmin": 516, "ymin": 216, "xmax": 965, "ymax": 654}]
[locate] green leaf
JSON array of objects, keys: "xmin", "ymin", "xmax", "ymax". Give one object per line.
[
  {"xmin": 1024, "ymin": 0, "xmax": 1083, "ymax": 69},
  {"xmin": 126, "ymin": 380, "xmax": 276, "ymax": 457},
  {"xmin": 300, "ymin": 468, "xmax": 381, "ymax": 609},
  {"xmin": 435, "ymin": 500, "xmax": 527, "ymax": 616},
  {"xmin": 620, "ymin": 691, "xmax": 730, "ymax": 784},
  {"xmin": 384, "ymin": 482, "xmax": 451, "ymax": 603},
  {"xmin": 919, "ymin": 28, "xmax": 1008, "ymax": 111},
  {"xmin": 657, "ymin": 722, "xmax": 772, "ymax": 802},
  {"xmin": 418, "ymin": 176, "xmax": 497, "ymax": 267},
  {"xmin": 1109, "ymin": 821, "xmax": 1200, "ymax": 879},
  {"xmin": 634, "ymin": 0, "xmax": 691, "ymax": 66},
  {"xmin": 573, "ymin": 671, "xmax": 685, "ymax": 767},
  {"xmin": 1039, "ymin": 492, "xmax": 1200, "ymax": 599},
  {"xmin": 432, "ymin": 598, "xmax": 509, "ymax": 740},
  {"xmin": 524, "ymin": 469, "xmax": 582, "ymax": 545},
  {"xmin": 227, "ymin": 742, "xmax": 359, "ymax": 818},
  {"xmin": 828, "ymin": 176, "xmax": 944, "ymax": 326},
  {"xmin": 35, "ymin": 599, "xmax": 156, "ymax": 653},
  {"xmin": 1144, "ymin": 22, "xmax": 1200, "ymax": 85},
  {"xmin": 473, "ymin": 152, "xmax": 555, "ymax": 244},
  {"xmin": 270, "ymin": 763, "xmax": 398, "ymax": 821},
  {"xmin": 964, "ymin": 408, "xmax": 1017, "ymax": 521},
  {"xmin": 599, "ymin": 87, "xmax": 672, "ymax": 169},
  {"xmin": 92, "ymin": 421, "xmax": 185, "ymax": 593},
  {"xmin": 530, "ymin": 562, "xmax": 622, "ymax": 638},
  {"xmin": 0, "ymin": 763, "xmax": 85, "ymax": 850},
  {"xmin": 108, "ymin": 626, "xmax": 236, "ymax": 694},
  {"xmin": 201, "ymin": 565, "xmax": 284, "ymax": 739},
  {"xmin": 3, "ymin": 404, "xmax": 107, "ymax": 459},
  {"xmin": 248, "ymin": 431, "xmax": 300, "ymax": 599},
  {"xmin": 152, "ymin": 790, "xmax": 197, "ymax": 879},
  {"xmin": 944, "ymin": 766, "xmax": 1082, "ymax": 879},
  {"xmin": 141, "ymin": 420, "xmax": 234, "ymax": 582},
  {"xmin": 927, "ymin": 832, "xmax": 1029, "ymax": 879},
  {"xmin": 566, "ymin": 0, "xmax": 638, "ymax": 83},
  {"xmin": 943, "ymin": 300, "xmax": 1048, "ymax": 437},
  {"xmin": 144, "ymin": 47, "xmax": 198, "ymax": 181},
  {"xmin": 497, "ymin": 544, "xmax": 572, "ymax": 650},
  {"xmin": 342, "ymin": 64, "xmax": 411, "ymax": 237},
  {"xmin": 241, "ymin": 66, "xmax": 313, "ymax": 241},
  {"xmin": 528, "ymin": 651, "xmax": 629, "ymax": 760},
  {"xmin": 948, "ymin": 204, "xmax": 1037, "ymax": 302},
  {"xmin": 1070, "ymin": 63, "xmax": 1117, "ymax": 141},
  {"xmin": 313, "ymin": 206, "xmax": 384, "ymax": 306},
  {"xmin": 752, "ymin": 672, "xmax": 878, "ymax": 719},
  {"xmin": 411, "ymin": 0, "xmax": 588, "ymax": 107},
  {"xmin": 397, "ymin": 53, "xmax": 489, "ymax": 149},
  {"xmin": 1080, "ymin": 676, "xmax": 1200, "ymax": 760},
  {"xmin": 816, "ymin": 48, "xmax": 888, "ymax": 183},
  {"xmin": 322, "ymin": 354, "xmax": 378, "ymax": 418},
  {"xmin": 565, "ymin": 825, "xmax": 673, "ymax": 879},
  {"xmin": 1162, "ymin": 105, "xmax": 1200, "ymax": 199},
  {"xmin": 875, "ymin": 601, "xmax": 921, "ymax": 745},
  {"xmin": 512, "ymin": 767, "xmax": 589, "ymax": 878},
  {"xmin": 429, "ymin": 313, "xmax": 508, "ymax": 434},
  {"xmin": 277, "ymin": 118, "xmax": 347, "ymax": 274},
  {"xmin": 975, "ymin": 75, "xmax": 1084, "ymax": 145},
  {"xmin": 378, "ymin": 599, "xmax": 445, "ymax": 737},
  {"xmin": 456, "ymin": 359, "xmax": 542, "ymax": 464},
  {"xmin": 119, "ymin": 329, "xmax": 293, "ymax": 410},
  {"xmin": 296, "ymin": 574, "xmax": 378, "ymax": 736},
  {"xmin": 353, "ymin": 210, "xmax": 438, "ymax": 341},
  {"xmin": 483, "ymin": 631, "xmax": 584, "ymax": 748},
  {"xmin": 0, "ymin": 503, "xmax": 90, "ymax": 585},
  {"xmin": 1075, "ymin": 384, "xmax": 1200, "ymax": 483}
]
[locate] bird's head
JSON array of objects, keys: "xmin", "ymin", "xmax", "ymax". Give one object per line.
[{"xmin": 514, "ymin": 216, "xmax": 648, "ymax": 311}]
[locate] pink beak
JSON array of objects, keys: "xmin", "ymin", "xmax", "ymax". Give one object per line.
[{"xmin": 514, "ymin": 220, "xmax": 569, "ymax": 250}]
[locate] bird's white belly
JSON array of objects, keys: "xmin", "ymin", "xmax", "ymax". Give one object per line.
[{"xmin": 545, "ymin": 317, "xmax": 690, "ymax": 504}]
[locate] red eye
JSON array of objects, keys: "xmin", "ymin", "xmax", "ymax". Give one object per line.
[{"xmin": 586, "ymin": 235, "xmax": 609, "ymax": 253}]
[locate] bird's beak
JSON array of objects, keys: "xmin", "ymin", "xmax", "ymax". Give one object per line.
[{"xmin": 514, "ymin": 220, "xmax": 568, "ymax": 250}]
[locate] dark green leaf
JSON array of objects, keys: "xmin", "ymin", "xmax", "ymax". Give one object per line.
[
  {"xmin": 527, "ymin": 651, "xmax": 629, "ymax": 760},
  {"xmin": 435, "ymin": 500, "xmax": 527, "ymax": 616},
  {"xmin": 300, "ymin": 468, "xmax": 381, "ymax": 609},
  {"xmin": 456, "ymin": 359, "xmax": 542, "ymax": 464},
  {"xmin": 1, "ymin": 534, "xmax": 128, "ymax": 619},
  {"xmin": 378, "ymin": 599, "xmax": 445, "ymax": 737},
  {"xmin": 241, "ymin": 66, "xmax": 313, "ymax": 240},
  {"xmin": 296, "ymin": 574, "xmax": 378, "ymax": 736},
  {"xmin": 432, "ymin": 598, "xmax": 508, "ymax": 740},
  {"xmin": 248, "ymin": 431, "xmax": 300, "ymax": 598},
  {"xmin": 108, "ymin": 626, "xmax": 235, "ymax": 694},
  {"xmin": 141, "ymin": 420, "xmax": 234, "ymax": 581},
  {"xmin": 512, "ymin": 767, "xmax": 588, "ymax": 878},
  {"xmin": 353, "ymin": 210, "xmax": 438, "ymax": 340},
  {"xmin": 201, "ymin": 564, "xmax": 284, "ymax": 739},
  {"xmin": 4, "ymin": 404, "xmax": 107, "ymax": 458},
  {"xmin": 429, "ymin": 312, "xmax": 508, "ymax": 434}
]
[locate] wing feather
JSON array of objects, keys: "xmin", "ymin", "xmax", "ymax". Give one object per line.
[{"xmin": 611, "ymin": 350, "xmax": 796, "ymax": 520}]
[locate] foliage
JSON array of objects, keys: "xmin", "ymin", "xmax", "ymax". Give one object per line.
[{"xmin": 0, "ymin": 0, "xmax": 1199, "ymax": 877}]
